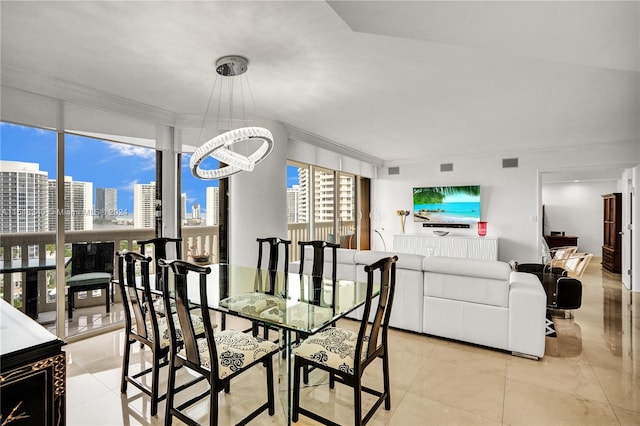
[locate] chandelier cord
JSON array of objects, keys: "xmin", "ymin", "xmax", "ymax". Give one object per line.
[{"xmin": 197, "ymin": 74, "xmax": 220, "ymax": 145}]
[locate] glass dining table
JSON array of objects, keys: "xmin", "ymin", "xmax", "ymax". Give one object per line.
[{"xmin": 179, "ymin": 263, "xmax": 377, "ymax": 424}]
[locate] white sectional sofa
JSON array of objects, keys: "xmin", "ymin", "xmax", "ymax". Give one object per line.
[{"xmin": 294, "ymin": 248, "xmax": 547, "ymax": 359}]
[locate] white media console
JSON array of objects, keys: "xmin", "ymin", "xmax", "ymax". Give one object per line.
[{"xmin": 393, "ymin": 234, "xmax": 498, "ymax": 261}]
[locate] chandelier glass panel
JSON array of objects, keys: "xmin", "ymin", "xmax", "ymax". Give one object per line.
[{"xmin": 190, "ymin": 55, "xmax": 273, "ymax": 180}]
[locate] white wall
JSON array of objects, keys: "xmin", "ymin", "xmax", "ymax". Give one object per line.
[
  {"xmin": 541, "ymin": 180, "xmax": 618, "ymax": 255},
  {"xmin": 230, "ymin": 120, "xmax": 289, "ymax": 267},
  {"xmin": 372, "ymin": 142, "xmax": 639, "ymax": 263}
]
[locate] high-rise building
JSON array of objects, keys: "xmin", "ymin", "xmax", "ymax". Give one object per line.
[
  {"xmin": 293, "ymin": 167, "xmax": 354, "ymax": 225},
  {"xmin": 297, "ymin": 168, "xmax": 309, "ymax": 223},
  {"xmin": 287, "ymin": 185, "xmax": 300, "ymax": 223},
  {"xmin": 192, "ymin": 203, "xmax": 201, "ymax": 220},
  {"xmin": 47, "ymin": 176, "xmax": 93, "ymax": 231},
  {"xmin": 181, "ymin": 193, "xmax": 187, "ymax": 223},
  {"xmin": 206, "ymin": 187, "xmax": 219, "ymax": 226},
  {"xmin": 134, "ymin": 181, "xmax": 156, "ymax": 228},
  {"xmin": 95, "ymin": 187, "xmax": 117, "ymax": 220},
  {"xmin": 0, "ymin": 160, "xmax": 49, "ymax": 233}
]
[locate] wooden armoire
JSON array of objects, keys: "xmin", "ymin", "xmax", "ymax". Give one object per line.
[{"xmin": 602, "ymin": 193, "xmax": 622, "ymax": 273}]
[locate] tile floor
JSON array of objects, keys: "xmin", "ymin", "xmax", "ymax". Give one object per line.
[{"xmin": 63, "ymin": 259, "xmax": 640, "ymax": 425}]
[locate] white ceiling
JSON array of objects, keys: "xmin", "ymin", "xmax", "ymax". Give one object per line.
[{"xmin": 1, "ymin": 1, "xmax": 639, "ymax": 175}]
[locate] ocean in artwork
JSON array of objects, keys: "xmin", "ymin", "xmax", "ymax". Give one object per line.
[{"xmin": 413, "ymin": 201, "xmax": 481, "ymax": 223}]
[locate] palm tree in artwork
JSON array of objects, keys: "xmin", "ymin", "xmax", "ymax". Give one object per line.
[
  {"xmin": 413, "ymin": 186, "xmax": 480, "ymax": 204},
  {"xmin": 413, "ymin": 186, "xmax": 480, "ymax": 221}
]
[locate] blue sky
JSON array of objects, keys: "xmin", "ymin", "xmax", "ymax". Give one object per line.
[{"xmin": 1, "ymin": 123, "xmax": 299, "ymax": 213}]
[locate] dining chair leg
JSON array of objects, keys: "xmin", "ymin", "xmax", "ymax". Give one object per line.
[
  {"xmin": 303, "ymin": 365, "xmax": 310, "ymax": 384},
  {"xmin": 329, "ymin": 371, "xmax": 335, "ymax": 389},
  {"xmin": 209, "ymin": 372, "xmax": 219, "ymax": 426},
  {"xmin": 165, "ymin": 355, "xmax": 178, "ymax": 426},
  {"xmin": 120, "ymin": 338, "xmax": 131, "ymax": 393},
  {"xmin": 382, "ymin": 351, "xmax": 391, "ymax": 410},
  {"xmin": 266, "ymin": 357, "xmax": 275, "ymax": 415},
  {"xmin": 354, "ymin": 381, "xmax": 362, "ymax": 425},
  {"xmin": 292, "ymin": 357, "xmax": 302, "ymax": 422},
  {"xmin": 151, "ymin": 352, "xmax": 160, "ymax": 416}
]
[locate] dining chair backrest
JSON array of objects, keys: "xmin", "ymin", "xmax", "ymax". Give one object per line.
[
  {"xmin": 138, "ymin": 237, "xmax": 182, "ymax": 289},
  {"xmin": 298, "ymin": 240, "xmax": 339, "ymax": 306},
  {"xmin": 118, "ymin": 251, "xmax": 157, "ymax": 344},
  {"xmin": 256, "ymin": 237, "xmax": 291, "ymax": 293},
  {"xmin": 159, "ymin": 259, "xmax": 215, "ymax": 374},
  {"xmin": 356, "ymin": 255, "xmax": 397, "ymax": 370},
  {"xmin": 70, "ymin": 241, "xmax": 115, "ymax": 276}
]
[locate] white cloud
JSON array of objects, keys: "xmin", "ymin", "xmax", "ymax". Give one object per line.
[{"xmin": 107, "ymin": 142, "xmax": 155, "ymax": 159}]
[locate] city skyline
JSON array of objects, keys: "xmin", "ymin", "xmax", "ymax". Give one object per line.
[{"xmin": 1, "ymin": 123, "xmax": 301, "ymax": 216}]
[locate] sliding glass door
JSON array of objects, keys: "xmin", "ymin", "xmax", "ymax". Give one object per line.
[{"xmin": 286, "ymin": 161, "xmax": 363, "ymax": 261}]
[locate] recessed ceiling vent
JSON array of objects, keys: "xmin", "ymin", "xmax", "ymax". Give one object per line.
[
  {"xmin": 502, "ymin": 158, "xmax": 519, "ymax": 168},
  {"xmin": 388, "ymin": 166, "xmax": 400, "ymax": 175},
  {"xmin": 440, "ymin": 163, "xmax": 454, "ymax": 172}
]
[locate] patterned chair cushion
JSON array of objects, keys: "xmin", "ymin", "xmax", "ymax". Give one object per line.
[
  {"xmin": 179, "ymin": 330, "xmax": 278, "ymax": 379},
  {"xmin": 259, "ymin": 303, "xmax": 334, "ymax": 330},
  {"xmin": 220, "ymin": 293, "xmax": 285, "ymax": 316},
  {"xmin": 292, "ymin": 327, "xmax": 369, "ymax": 375}
]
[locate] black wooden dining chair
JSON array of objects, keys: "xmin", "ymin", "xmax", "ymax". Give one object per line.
[
  {"xmin": 248, "ymin": 237, "xmax": 291, "ymax": 337},
  {"xmin": 159, "ymin": 259, "xmax": 279, "ymax": 426},
  {"xmin": 292, "ymin": 255, "xmax": 398, "ymax": 426},
  {"xmin": 117, "ymin": 251, "xmax": 205, "ymax": 416},
  {"xmin": 138, "ymin": 237, "xmax": 182, "ymax": 289},
  {"xmin": 297, "ymin": 240, "xmax": 339, "ymax": 383}
]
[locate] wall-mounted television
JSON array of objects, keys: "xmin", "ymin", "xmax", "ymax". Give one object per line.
[{"xmin": 413, "ymin": 185, "xmax": 481, "ymax": 227}]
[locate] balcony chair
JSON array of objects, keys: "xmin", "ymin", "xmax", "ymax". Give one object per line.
[
  {"xmin": 159, "ymin": 259, "xmax": 279, "ymax": 426},
  {"xmin": 66, "ymin": 241, "xmax": 114, "ymax": 320},
  {"xmin": 117, "ymin": 251, "xmax": 206, "ymax": 416},
  {"xmin": 292, "ymin": 255, "xmax": 398, "ymax": 426}
]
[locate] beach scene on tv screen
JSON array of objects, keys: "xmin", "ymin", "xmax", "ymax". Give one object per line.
[{"xmin": 413, "ymin": 186, "xmax": 481, "ymax": 223}]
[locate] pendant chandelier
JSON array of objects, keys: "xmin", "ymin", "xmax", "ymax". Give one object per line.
[{"xmin": 190, "ymin": 55, "xmax": 274, "ymax": 180}]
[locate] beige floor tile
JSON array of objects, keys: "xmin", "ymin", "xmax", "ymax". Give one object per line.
[
  {"xmin": 613, "ymin": 405, "xmax": 640, "ymax": 426},
  {"xmin": 66, "ymin": 370, "xmax": 114, "ymax": 410},
  {"xmin": 506, "ymin": 349, "xmax": 608, "ymax": 403},
  {"xmin": 407, "ymin": 358, "xmax": 506, "ymax": 421},
  {"xmin": 503, "ymin": 377, "xmax": 618, "ymax": 426},
  {"xmin": 388, "ymin": 391, "xmax": 501, "ymax": 426},
  {"xmin": 428, "ymin": 339, "xmax": 508, "ymax": 376},
  {"xmin": 591, "ymin": 365, "xmax": 640, "ymax": 413}
]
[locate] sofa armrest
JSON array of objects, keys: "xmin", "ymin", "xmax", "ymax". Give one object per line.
[{"xmin": 508, "ymin": 276, "xmax": 546, "ymax": 358}]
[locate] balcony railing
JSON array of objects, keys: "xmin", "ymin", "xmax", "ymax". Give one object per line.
[
  {"xmin": 0, "ymin": 226, "xmax": 219, "ymax": 315},
  {"xmin": 0, "ymin": 222, "xmax": 353, "ymax": 316},
  {"xmin": 287, "ymin": 221, "xmax": 356, "ymax": 261}
]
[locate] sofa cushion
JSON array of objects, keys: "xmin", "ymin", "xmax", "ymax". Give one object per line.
[{"xmin": 423, "ymin": 256, "xmax": 511, "ymax": 307}]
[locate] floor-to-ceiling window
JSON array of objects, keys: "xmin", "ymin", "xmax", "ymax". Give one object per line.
[
  {"xmin": 180, "ymin": 153, "xmax": 220, "ymax": 263},
  {"xmin": 286, "ymin": 160, "xmax": 363, "ymax": 261},
  {"xmin": 0, "ymin": 123, "xmax": 57, "ymax": 330},
  {"xmin": 62, "ymin": 133, "xmax": 158, "ymax": 337}
]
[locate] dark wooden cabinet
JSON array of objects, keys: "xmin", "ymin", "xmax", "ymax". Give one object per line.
[
  {"xmin": 0, "ymin": 300, "xmax": 66, "ymax": 426},
  {"xmin": 602, "ymin": 193, "xmax": 622, "ymax": 273},
  {"xmin": 544, "ymin": 235, "xmax": 578, "ymax": 249}
]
